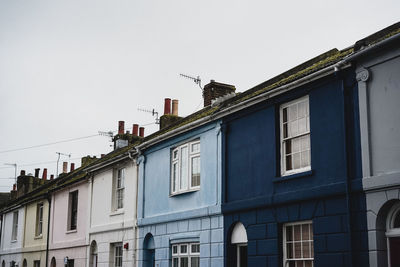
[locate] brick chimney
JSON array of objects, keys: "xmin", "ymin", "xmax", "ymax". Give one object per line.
[
  {"xmin": 63, "ymin": 162, "xmax": 68, "ymax": 173},
  {"xmin": 70, "ymin": 163, "xmax": 75, "ymax": 172},
  {"xmin": 139, "ymin": 127, "xmax": 145, "ymax": 137},
  {"xmin": 113, "ymin": 121, "xmax": 142, "ymax": 149},
  {"xmin": 14, "ymin": 170, "xmax": 49, "ymax": 198},
  {"xmin": 132, "ymin": 124, "xmax": 139, "ymax": 136},
  {"xmin": 118, "ymin": 121, "xmax": 125, "ymax": 135},
  {"xmin": 34, "ymin": 168, "xmax": 40, "ymax": 178},
  {"xmin": 42, "ymin": 168, "xmax": 47, "ymax": 180},
  {"xmin": 203, "ymin": 80, "xmax": 236, "ymax": 107},
  {"xmin": 160, "ymin": 98, "xmax": 182, "ymax": 130}
]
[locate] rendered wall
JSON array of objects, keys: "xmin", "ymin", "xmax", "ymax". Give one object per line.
[
  {"xmin": 357, "ymin": 45, "xmax": 400, "ymax": 267},
  {"xmin": 0, "ymin": 207, "xmax": 24, "ymax": 266}
]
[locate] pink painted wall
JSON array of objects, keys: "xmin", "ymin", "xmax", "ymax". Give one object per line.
[{"xmin": 49, "ymin": 180, "xmax": 88, "ymax": 250}]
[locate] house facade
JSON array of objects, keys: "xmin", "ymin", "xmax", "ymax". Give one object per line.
[
  {"xmin": 221, "ymin": 53, "xmax": 370, "ymax": 266},
  {"xmin": 136, "ymin": 95, "xmax": 231, "ymax": 267},
  {"xmin": 86, "ymin": 126, "xmax": 140, "ymax": 267},
  {"xmin": 48, "ymin": 177, "xmax": 89, "ymax": 267},
  {"xmin": 353, "ymin": 24, "xmax": 400, "ymax": 267},
  {"xmin": 0, "ymin": 206, "xmax": 25, "ymax": 267}
]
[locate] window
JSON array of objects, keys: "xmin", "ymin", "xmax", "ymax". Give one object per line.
[
  {"xmin": 231, "ymin": 222, "xmax": 248, "ymax": 267},
  {"xmin": 114, "ymin": 168, "xmax": 125, "ymax": 210},
  {"xmin": 112, "ymin": 243, "xmax": 123, "ymax": 267},
  {"xmin": 171, "ymin": 140, "xmax": 200, "ymax": 194},
  {"xmin": 172, "ymin": 243, "xmax": 200, "ymax": 267},
  {"xmin": 11, "ymin": 211, "xmax": 18, "ymax": 241},
  {"xmin": 283, "ymin": 221, "xmax": 314, "ymax": 267},
  {"xmin": 33, "ymin": 260, "xmax": 40, "ymax": 267},
  {"xmin": 35, "ymin": 203, "xmax": 43, "ymax": 236},
  {"xmin": 280, "ymin": 96, "xmax": 311, "ymax": 176},
  {"xmin": 68, "ymin": 191, "xmax": 78, "ymax": 231},
  {"xmin": 386, "ymin": 203, "xmax": 400, "ymax": 266}
]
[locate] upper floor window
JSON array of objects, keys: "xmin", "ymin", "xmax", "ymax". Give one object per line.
[
  {"xmin": 35, "ymin": 203, "xmax": 44, "ymax": 236},
  {"xmin": 33, "ymin": 260, "xmax": 40, "ymax": 267},
  {"xmin": 283, "ymin": 221, "xmax": 314, "ymax": 267},
  {"xmin": 172, "ymin": 243, "xmax": 200, "ymax": 267},
  {"xmin": 68, "ymin": 191, "xmax": 78, "ymax": 231},
  {"xmin": 280, "ymin": 96, "xmax": 311, "ymax": 176},
  {"xmin": 171, "ymin": 140, "xmax": 200, "ymax": 195},
  {"xmin": 11, "ymin": 211, "xmax": 18, "ymax": 241},
  {"xmin": 114, "ymin": 168, "xmax": 125, "ymax": 210}
]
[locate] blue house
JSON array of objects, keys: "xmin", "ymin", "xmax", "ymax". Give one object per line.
[
  {"xmin": 220, "ymin": 49, "xmax": 370, "ymax": 266},
  {"xmin": 136, "ymin": 87, "xmax": 234, "ymax": 267}
]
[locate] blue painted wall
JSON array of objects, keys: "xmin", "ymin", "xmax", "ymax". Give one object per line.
[
  {"xmin": 222, "ymin": 70, "xmax": 368, "ymax": 267},
  {"xmin": 137, "ymin": 121, "xmax": 222, "ymax": 223}
]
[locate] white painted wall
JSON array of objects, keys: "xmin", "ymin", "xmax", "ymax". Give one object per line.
[
  {"xmin": 89, "ymin": 158, "xmax": 137, "ymax": 267},
  {"xmin": 0, "ymin": 207, "xmax": 24, "ymax": 265}
]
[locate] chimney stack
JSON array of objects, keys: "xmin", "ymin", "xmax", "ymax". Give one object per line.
[
  {"xmin": 34, "ymin": 168, "xmax": 40, "ymax": 178},
  {"xmin": 132, "ymin": 124, "xmax": 139, "ymax": 136},
  {"xmin": 172, "ymin": 99, "xmax": 179, "ymax": 116},
  {"xmin": 50, "ymin": 175, "xmax": 54, "ymax": 180},
  {"xmin": 203, "ymin": 80, "xmax": 236, "ymax": 107},
  {"xmin": 20, "ymin": 170, "xmax": 26, "ymax": 176},
  {"xmin": 63, "ymin": 162, "xmax": 68, "ymax": 173},
  {"xmin": 118, "ymin": 121, "xmax": 125, "ymax": 135},
  {"xmin": 42, "ymin": 168, "xmax": 47, "ymax": 180},
  {"xmin": 164, "ymin": 98, "xmax": 171, "ymax": 115},
  {"xmin": 139, "ymin": 127, "xmax": 145, "ymax": 137},
  {"xmin": 70, "ymin": 163, "xmax": 75, "ymax": 172}
]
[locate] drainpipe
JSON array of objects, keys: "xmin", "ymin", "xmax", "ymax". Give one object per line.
[
  {"xmin": 340, "ymin": 77, "xmax": 354, "ymax": 267},
  {"xmin": 45, "ymin": 194, "xmax": 52, "ymax": 267},
  {"xmin": 128, "ymin": 150, "xmax": 138, "ymax": 267}
]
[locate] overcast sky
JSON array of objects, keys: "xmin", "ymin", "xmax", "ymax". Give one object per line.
[{"xmin": 0, "ymin": 0, "xmax": 399, "ymax": 192}]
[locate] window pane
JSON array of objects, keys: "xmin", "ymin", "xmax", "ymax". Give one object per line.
[
  {"xmin": 286, "ymin": 226, "xmax": 293, "ymax": 241},
  {"xmin": 293, "ymin": 153, "xmax": 301, "ymax": 169},
  {"xmin": 290, "ymin": 121, "xmax": 298, "ymax": 136},
  {"xmin": 285, "ymin": 140, "xmax": 292, "ymax": 155},
  {"xmin": 292, "ymin": 138, "xmax": 300, "ymax": 153},
  {"xmin": 393, "ymin": 211, "xmax": 400, "ymax": 228},
  {"xmin": 302, "ymin": 224, "xmax": 310, "ymax": 240},
  {"xmin": 191, "ymin": 257, "xmax": 199, "ymax": 267},
  {"xmin": 173, "ymin": 258, "xmax": 178, "ymax": 267},
  {"xmin": 294, "ymin": 225, "xmax": 301, "ymax": 241},
  {"xmin": 286, "ymin": 155, "xmax": 292, "ymax": 171},
  {"xmin": 301, "ymin": 151, "xmax": 309, "ymax": 168},
  {"xmin": 173, "ymin": 245, "xmax": 178, "ymax": 254},
  {"xmin": 191, "ymin": 143, "xmax": 200, "ymax": 153},
  {"xmin": 303, "ymin": 241, "xmax": 311, "ymax": 258},
  {"xmin": 191, "ymin": 157, "xmax": 200, "ymax": 187},
  {"xmin": 304, "ymin": 260, "xmax": 313, "ymax": 267},
  {"xmin": 301, "ymin": 136, "xmax": 309, "ymax": 150},
  {"xmin": 298, "ymin": 117, "xmax": 306, "ymax": 134},
  {"xmin": 180, "ymin": 257, "xmax": 188, "ymax": 267},
  {"xmin": 298, "ymin": 101, "xmax": 306, "ymax": 117},
  {"xmin": 287, "ymin": 243, "xmax": 293, "ymax": 259},
  {"xmin": 283, "ymin": 108, "xmax": 288, "ymax": 123},
  {"xmin": 173, "ymin": 163, "xmax": 178, "ymax": 192},
  {"xmin": 191, "ymin": 244, "xmax": 200, "ymax": 253},
  {"xmin": 294, "ymin": 242, "xmax": 302, "ymax": 258},
  {"xmin": 173, "ymin": 149, "xmax": 178, "ymax": 159},
  {"xmin": 180, "ymin": 244, "xmax": 187, "ymax": 254},
  {"xmin": 180, "ymin": 147, "xmax": 188, "ymax": 190},
  {"xmin": 289, "ymin": 105, "xmax": 297, "ymax": 121}
]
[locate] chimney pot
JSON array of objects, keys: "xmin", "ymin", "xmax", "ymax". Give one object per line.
[
  {"xmin": 12, "ymin": 184, "xmax": 16, "ymax": 191},
  {"xmin": 164, "ymin": 98, "xmax": 171, "ymax": 115},
  {"xmin": 172, "ymin": 99, "xmax": 179, "ymax": 116},
  {"xmin": 42, "ymin": 168, "xmax": 48, "ymax": 180},
  {"xmin": 50, "ymin": 175, "xmax": 54, "ymax": 180},
  {"xmin": 132, "ymin": 124, "xmax": 139, "ymax": 136},
  {"xmin": 63, "ymin": 162, "xmax": 68, "ymax": 173},
  {"xmin": 126, "ymin": 130, "xmax": 130, "ymax": 134},
  {"xmin": 101, "ymin": 154, "xmax": 105, "ymax": 158},
  {"xmin": 20, "ymin": 170, "xmax": 26, "ymax": 176},
  {"xmin": 139, "ymin": 127, "xmax": 145, "ymax": 137},
  {"xmin": 118, "ymin": 121, "xmax": 125, "ymax": 135},
  {"xmin": 70, "ymin": 163, "xmax": 75, "ymax": 172},
  {"xmin": 34, "ymin": 168, "xmax": 40, "ymax": 178}
]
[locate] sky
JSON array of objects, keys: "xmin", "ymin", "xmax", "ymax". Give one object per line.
[{"xmin": 0, "ymin": 0, "xmax": 399, "ymax": 192}]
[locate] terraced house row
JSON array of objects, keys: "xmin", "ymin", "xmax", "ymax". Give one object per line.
[{"xmin": 1, "ymin": 22, "xmax": 400, "ymax": 267}]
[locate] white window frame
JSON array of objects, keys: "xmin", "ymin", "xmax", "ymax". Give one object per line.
[
  {"xmin": 171, "ymin": 243, "xmax": 200, "ymax": 267},
  {"xmin": 114, "ymin": 168, "xmax": 125, "ymax": 210},
  {"xmin": 386, "ymin": 202, "xmax": 400, "ymax": 267},
  {"xmin": 11, "ymin": 211, "xmax": 18, "ymax": 241},
  {"xmin": 35, "ymin": 203, "xmax": 43, "ymax": 237},
  {"xmin": 283, "ymin": 221, "xmax": 314, "ymax": 267},
  {"xmin": 112, "ymin": 243, "xmax": 123, "ymax": 267},
  {"xmin": 171, "ymin": 140, "xmax": 200, "ymax": 195},
  {"xmin": 280, "ymin": 96, "xmax": 311, "ymax": 176}
]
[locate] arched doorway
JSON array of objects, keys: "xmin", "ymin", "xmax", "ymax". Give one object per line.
[
  {"xmin": 2, "ymin": 260, "xmax": 5, "ymax": 267},
  {"xmin": 143, "ymin": 233, "xmax": 155, "ymax": 267},
  {"xmin": 23, "ymin": 259, "xmax": 27, "ymax": 267},
  {"xmin": 387, "ymin": 202, "xmax": 400, "ymax": 266},
  {"xmin": 90, "ymin": 240, "xmax": 98, "ymax": 267},
  {"xmin": 228, "ymin": 222, "xmax": 248, "ymax": 267},
  {"xmin": 50, "ymin": 257, "xmax": 56, "ymax": 267}
]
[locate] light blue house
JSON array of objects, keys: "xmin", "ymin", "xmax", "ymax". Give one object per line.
[{"xmin": 136, "ymin": 89, "xmax": 235, "ymax": 267}]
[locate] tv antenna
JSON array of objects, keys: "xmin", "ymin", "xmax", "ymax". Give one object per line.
[
  {"xmin": 180, "ymin": 73, "xmax": 203, "ymax": 91},
  {"xmin": 98, "ymin": 130, "xmax": 114, "ymax": 147},
  {"xmin": 56, "ymin": 152, "xmax": 71, "ymax": 177},
  {"xmin": 4, "ymin": 163, "xmax": 17, "ymax": 184},
  {"xmin": 138, "ymin": 108, "xmax": 160, "ymax": 124}
]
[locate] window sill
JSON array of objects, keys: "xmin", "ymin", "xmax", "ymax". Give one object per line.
[
  {"xmin": 66, "ymin": 229, "xmax": 77, "ymax": 234},
  {"xmin": 273, "ymin": 170, "xmax": 313, "ymax": 183},
  {"xmin": 110, "ymin": 209, "xmax": 124, "ymax": 216},
  {"xmin": 34, "ymin": 235, "xmax": 43, "ymax": 240},
  {"xmin": 170, "ymin": 188, "xmax": 200, "ymax": 197}
]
